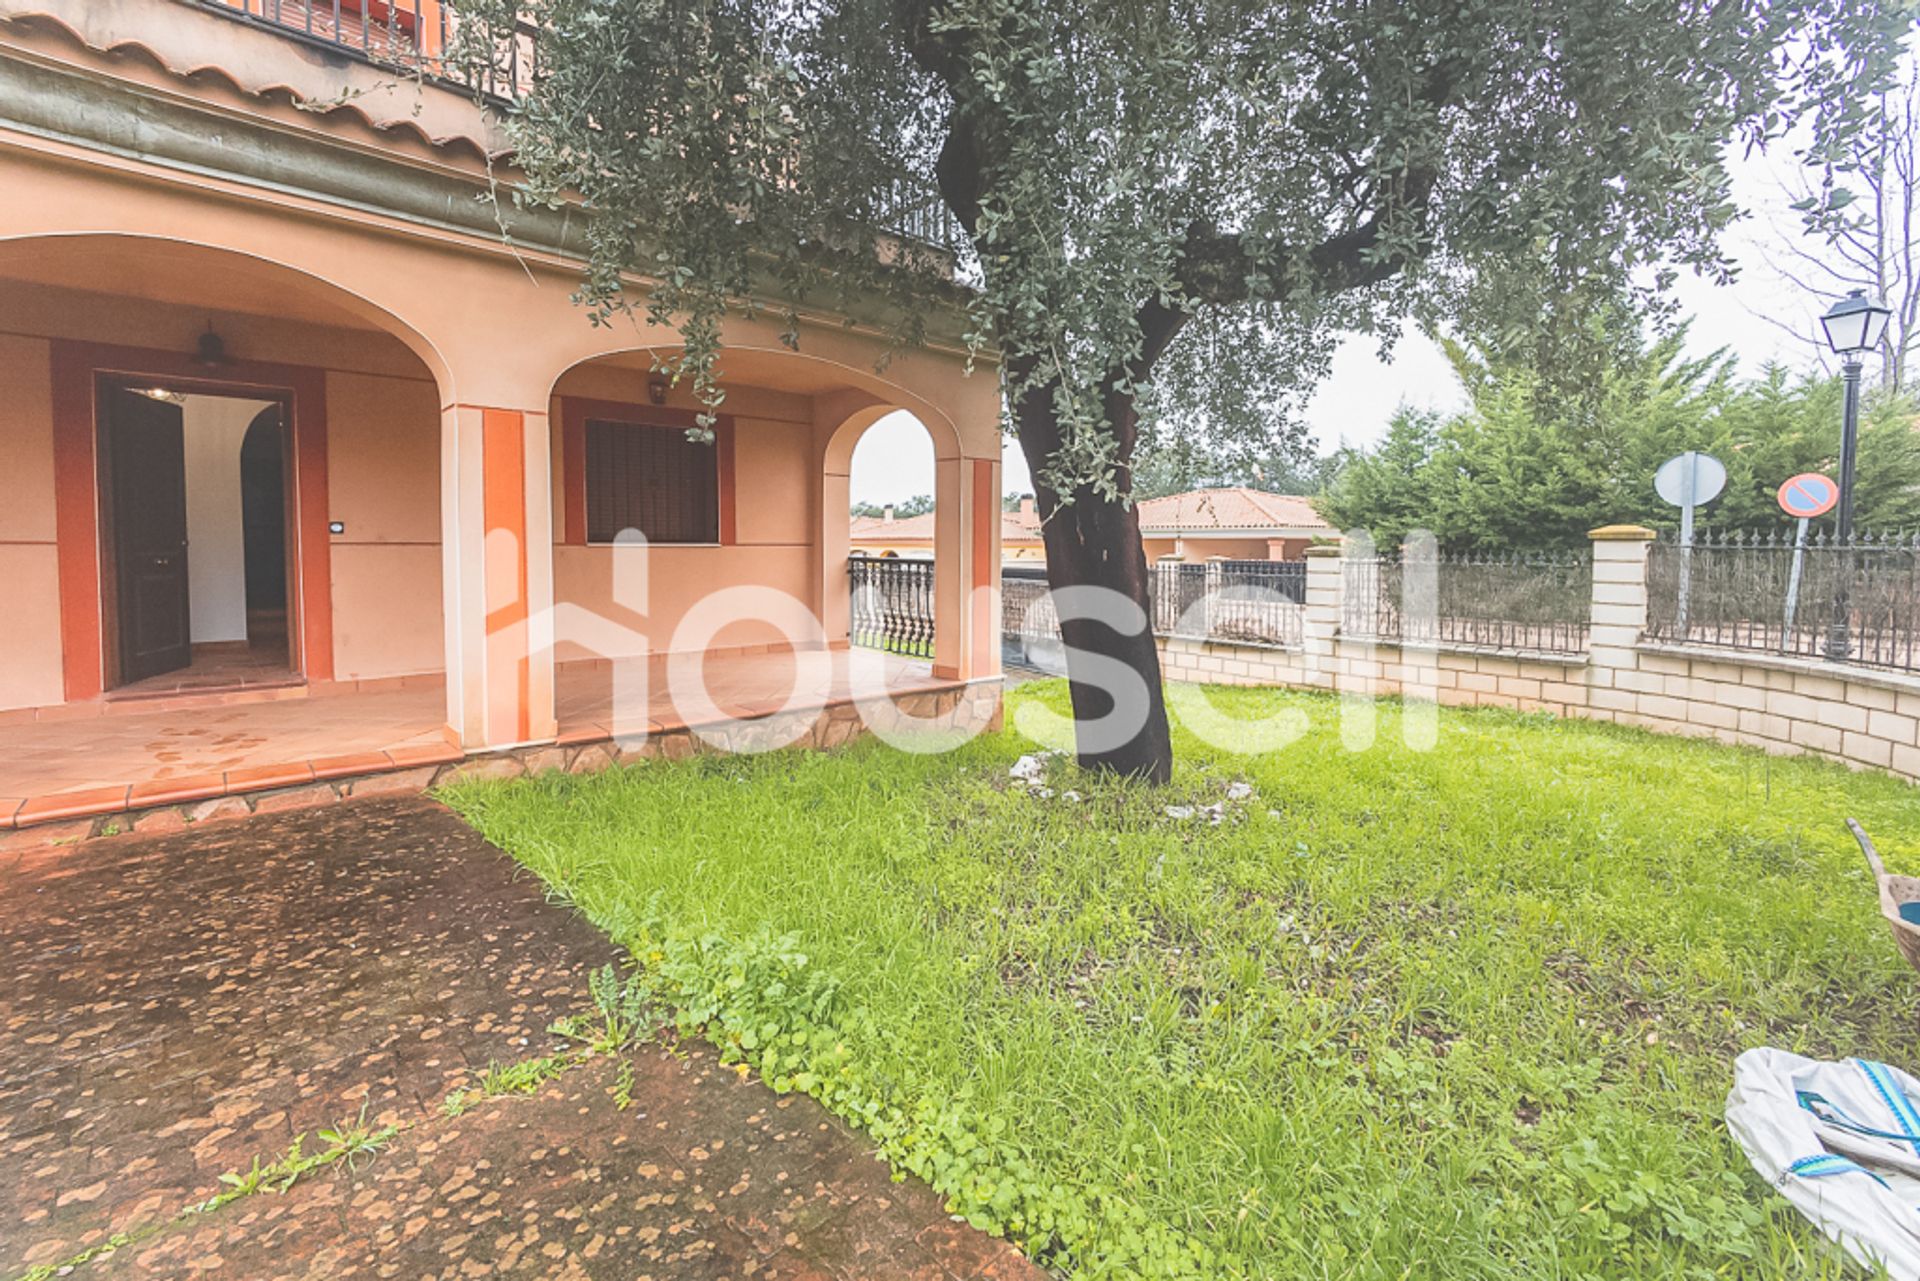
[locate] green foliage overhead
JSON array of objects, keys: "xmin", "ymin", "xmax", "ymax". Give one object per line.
[
  {"xmin": 450, "ymin": 0, "xmax": 1912, "ymax": 495},
  {"xmin": 1318, "ymin": 331, "xmax": 1920, "ymax": 550}
]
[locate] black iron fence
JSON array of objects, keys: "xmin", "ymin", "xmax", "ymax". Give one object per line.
[
  {"xmin": 1002, "ymin": 575, "xmax": 1055, "ymax": 637},
  {"xmin": 1343, "ymin": 550, "xmax": 1591, "ymax": 654},
  {"xmin": 1148, "ymin": 563, "xmax": 1209, "ymax": 638},
  {"xmin": 1645, "ymin": 530, "xmax": 1920, "ymax": 673},
  {"xmin": 998, "ymin": 560, "xmax": 1308, "ymax": 651},
  {"xmin": 1147, "ymin": 561, "xmax": 1305, "ymax": 646},
  {"xmin": 849, "ymin": 556, "xmax": 936, "ymax": 658}
]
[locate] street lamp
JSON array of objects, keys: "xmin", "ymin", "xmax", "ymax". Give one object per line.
[{"xmin": 1817, "ymin": 289, "xmax": 1892, "ymax": 660}]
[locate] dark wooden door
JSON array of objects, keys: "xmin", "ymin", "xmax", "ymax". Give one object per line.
[{"xmin": 105, "ymin": 387, "xmax": 192, "ymax": 683}]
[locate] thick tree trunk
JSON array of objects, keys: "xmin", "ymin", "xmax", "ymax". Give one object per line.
[
  {"xmin": 1015, "ymin": 378, "xmax": 1174, "ymax": 783},
  {"xmin": 1033, "ymin": 485, "xmax": 1174, "ymax": 782}
]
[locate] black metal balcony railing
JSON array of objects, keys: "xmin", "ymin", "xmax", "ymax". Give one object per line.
[
  {"xmin": 849, "ymin": 556, "xmax": 936, "ymax": 659},
  {"xmin": 202, "ymin": 0, "xmax": 540, "ymax": 101}
]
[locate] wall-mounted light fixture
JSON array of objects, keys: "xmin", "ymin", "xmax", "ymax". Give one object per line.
[
  {"xmin": 192, "ymin": 322, "xmax": 233, "ymax": 369},
  {"xmin": 648, "ymin": 377, "xmax": 669, "ymax": 406}
]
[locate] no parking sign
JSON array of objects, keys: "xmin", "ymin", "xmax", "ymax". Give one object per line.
[
  {"xmin": 1778, "ymin": 473, "xmax": 1840, "ymax": 519},
  {"xmin": 1776, "ymin": 472, "xmax": 1838, "ymax": 638}
]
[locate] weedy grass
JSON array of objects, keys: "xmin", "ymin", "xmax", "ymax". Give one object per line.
[
  {"xmin": 441, "ymin": 681, "xmax": 1920, "ymax": 1280},
  {"xmin": 12, "ymin": 1115, "xmax": 398, "ymax": 1281}
]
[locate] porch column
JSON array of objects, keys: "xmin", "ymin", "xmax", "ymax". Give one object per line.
[
  {"xmin": 820, "ymin": 465, "xmax": 852, "ymax": 650},
  {"xmin": 441, "ymin": 403, "xmax": 556, "ymax": 750},
  {"xmin": 931, "ymin": 455, "xmax": 1002, "ymax": 681}
]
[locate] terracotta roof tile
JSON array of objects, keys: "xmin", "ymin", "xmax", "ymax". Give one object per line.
[
  {"xmin": 3, "ymin": 7, "xmax": 503, "ymax": 162},
  {"xmin": 1135, "ymin": 487, "xmax": 1329, "ymax": 533},
  {"xmin": 848, "ymin": 510, "xmax": 1042, "ymax": 546},
  {"xmin": 851, "ymin": 488, "xmax": 1325, "ymax": 547}
]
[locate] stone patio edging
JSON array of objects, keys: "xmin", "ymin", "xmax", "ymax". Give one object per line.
[{"xmin": 0, "ymin": 680, "xmax": 1004, "ymax": 855}]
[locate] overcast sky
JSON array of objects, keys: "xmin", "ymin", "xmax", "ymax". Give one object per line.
[{"xmin": 849, "ymin": 131, "xmax": 1848, "ymax": 507}]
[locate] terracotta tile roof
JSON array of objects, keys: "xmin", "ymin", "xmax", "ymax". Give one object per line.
[
  {"xmin": 848, "ymin": 510, "xmax": 1043, "ymax": 546},
  {"xmin": 849, "ymin": 489, "xmax": 1328, "ymax": 549},
  {"xmin": 1135, "ymin": 487, "xmax": 1330, "ymax": 533},
  {"xmin": 1, "ymin": 5, "xmax": 504, "ymax": 162},
  {"xmin": 848, "ymin": 512, "xmax": 935, "ymax": 543}
]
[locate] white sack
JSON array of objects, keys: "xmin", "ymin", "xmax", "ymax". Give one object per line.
[{"xmin": 1728, "ymin": 1047, "xmax": 1920, "ymax": 1279}]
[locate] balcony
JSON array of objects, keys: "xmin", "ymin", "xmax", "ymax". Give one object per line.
[{"xmin": 200, "ymin": 0, "xmax": 538, "ymax": 100}]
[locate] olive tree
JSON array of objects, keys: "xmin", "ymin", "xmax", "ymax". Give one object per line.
[{"xmin": 456, "ymin": 0, "xmax": 1908, "ymax": 781}]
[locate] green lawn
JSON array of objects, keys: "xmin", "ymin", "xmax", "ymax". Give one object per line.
[{"xmin": 441, "ymin": 682, "xmax": 1920, "ymax": 1280}]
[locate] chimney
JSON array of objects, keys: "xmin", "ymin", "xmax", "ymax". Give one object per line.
[
  {"xmin": 883, "ymin": 505, "xmax": 894, "ymax": 523},
  {"xmin": 1019, "ymin": 497, "xmax": 1036, "ymax": 522}
]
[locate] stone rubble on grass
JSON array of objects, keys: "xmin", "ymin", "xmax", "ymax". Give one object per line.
[
  {"xmin": 1009, "ymin": 750, "xmax": 1063, "ymax": 785},
  {"xmin": 1164, "ymin": 780, "xmax": 1258, "ymax": 826},
  {"xmin": 1013, "ymin": 759, "xmax": 1253, "ymax": 820}
]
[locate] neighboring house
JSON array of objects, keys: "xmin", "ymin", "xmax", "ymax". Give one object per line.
[
  {"xmin": 0, "ymin": 1, "xmax": 1005, "ymax": 830},
  {"xmin": 1138, "ymin": 488, "xmax": 1333, "ymax": 561},
  {"xmin": 851, "ymin": 488, "xmax": 1325, "ymax": 570},
  {"xmin": 851, "ymin": 498, "xmax": 1045, "ymax": 562}
]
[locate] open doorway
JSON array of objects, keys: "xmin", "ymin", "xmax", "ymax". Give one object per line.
[{"xmin": 99, "ymin": 382, "xmax": 297, "ymax": 695}]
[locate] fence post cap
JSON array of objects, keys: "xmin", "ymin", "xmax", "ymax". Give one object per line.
[
  {"xmin": 1588, "ymin": 524, "xmax": 1657, "ymax": 542},
  {"xmin": 1303, "ymin": 546, "xmax": 1344, "ymax": 559}
]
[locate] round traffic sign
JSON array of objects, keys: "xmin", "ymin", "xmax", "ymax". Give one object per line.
[
  {"xmin": 1777, "ymin": 472, "xmax": 1839, "ymax": 519},
  {"xmin": 1655, "ymin": 451, "xmax": 1728, "ymax": 507}
]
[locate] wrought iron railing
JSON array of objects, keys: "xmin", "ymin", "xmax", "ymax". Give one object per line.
[
  {"xmin": 1206, "ymin": 560, "xmax": 1305, "ymax": 645},
  {"xmin": 1001, "ymin": 575, "xmax": 1056, "ymax": 639},
  {"xmin": 199, "ymin": 0, "xmax": 541, "ymax": 101},
  {"xmin": 849, "ymin": 556, "xmax": 935, "ymax": 658},
  {"xmin": 1344, "ymin": 550, "xmax": 1591, "ymax": 654},
  {"xmin": 1645, "ymin": 529, "xmax": 1920, "ymax": 673},
  {"xmin": 1148, "ymin": 562, "xmax": 1209, "ymax": 638},
  {"xmin": 1147, "ymin": 561, "xmax": 1305, "ymax": 646},
  {"xmin": 999, "ymin": 561, "xmax": 1308, "ymax": 651}
]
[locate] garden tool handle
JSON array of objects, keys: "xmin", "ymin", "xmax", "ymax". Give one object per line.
[{"xmin": 1849, "ymin": 818, "xmax": 1890, "ymax": 880}]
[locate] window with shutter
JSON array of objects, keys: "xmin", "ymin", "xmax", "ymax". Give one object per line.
[{"xmin": 583, "ymin": 419, "xmax": 719, "ymax": 544}]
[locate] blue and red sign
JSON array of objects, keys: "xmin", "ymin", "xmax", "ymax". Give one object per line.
[{"xmin": 1778, "ymin": 472, "xmax": 1840, "ymax": 519}]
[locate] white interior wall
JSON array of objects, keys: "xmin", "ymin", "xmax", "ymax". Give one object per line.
[{"xmin": 182, "ymin": 395, "xmax": 277, "ymax": 644}]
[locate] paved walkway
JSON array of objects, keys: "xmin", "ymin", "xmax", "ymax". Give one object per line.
[
  {"xmin": 0, "ymin": 650, "xmax": 940, "ymax": 810},
  {"xmin": 0, "ymin": 797, "xmax": 1041, "ymax": 1280}
]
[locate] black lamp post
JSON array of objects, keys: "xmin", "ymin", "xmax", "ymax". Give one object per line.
[{"xmin": 1818, "ymin": 289, "xmax": 1893, "ymax": 661}]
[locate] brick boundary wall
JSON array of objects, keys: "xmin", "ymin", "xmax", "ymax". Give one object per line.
[
  {"xmin": 1158, "ymin": 527, "xmax": 1920, "ymax": 785},
  {"xmin": 0, "ymin": 682, "xmax": 1005, "ymax": 854}
]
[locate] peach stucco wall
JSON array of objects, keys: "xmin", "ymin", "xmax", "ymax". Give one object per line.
[
  {"xmin": 548, "ymin": 364, "xmax": 822, "ymax": 659},
  {"xmin": 0, "ymin": 333, "xmax": 65, "ymax": 710},
  {"xmin": 324, "ymin": 370, "xmax": 444, "ymax": 679},
  {"xmin": 0, "ymin": 282, "xmax": 447, "ymax": 709},
  {"xmin": 0, "ymin": 47, "xmax": 1003, "ymax": 740}
]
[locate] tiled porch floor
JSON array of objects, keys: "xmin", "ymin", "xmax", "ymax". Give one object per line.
[{"xmin": 0, "ymin": 649, "xmax": 940, "ymax": 816}]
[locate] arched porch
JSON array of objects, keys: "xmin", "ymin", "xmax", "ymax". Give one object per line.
[
  {"xmin": 0, "ymin": 230, "xmax": 1003, "ymax": 836},
  {"xmin": 537, "ymin": 344, "xmax": 1000, "ymax": 746}
]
